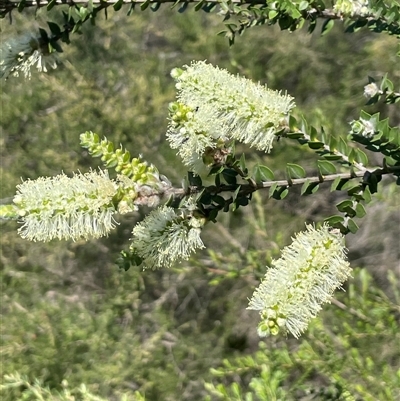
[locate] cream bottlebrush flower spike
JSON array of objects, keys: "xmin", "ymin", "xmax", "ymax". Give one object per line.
[
  {"xmin": 0, "ymin": 32, "xmax": 58, "ymax": 80},
  {"xmin": 13, "ymin": 170, "xmax": 118, "ymax": 241},
  {"xmin": 167, "ymin": 61, "xmax": 295, "ymax": 171},
  {"xmin": 248, "ymin": 224, "xmax": 352, "ymax": 339},
  {"xmin": 333, "ymin": 0, "xmax": 371, "ymax": 17},
  {"xmin": 130, "ymin": 204, "xmax": 206, "ymax": 270}
]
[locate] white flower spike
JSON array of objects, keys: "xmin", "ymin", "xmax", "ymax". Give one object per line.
[
  {"xmin": 14, "ymin": 170, "xmax": 117, "ymax": 241},
  {"xmin": 248, "ymin": 224, "xmax": 352, "ymax": 338},
  {"xmin": 0, "ymin": 33, "xmax": 58, "ymax": 80},
  {"xmin": 130, "ymin": 205, "xmax": 205, "ymax": 270},
  {"xmin": 167, "ymin": 61, "xmax": 295, "ymax": 172}
]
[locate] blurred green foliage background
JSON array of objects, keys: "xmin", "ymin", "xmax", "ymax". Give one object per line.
[{"xmin": 1, "ymin": 6, "xmax": 399, "ymax": 400}]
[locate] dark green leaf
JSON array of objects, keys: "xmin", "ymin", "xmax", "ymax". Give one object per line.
[
  {"xmin": 336, "ymin": 200, "xmax": 353, "ymax": 213},
  {"xmin": 301, "ymin": 180, "xmax": 319, "ymax": 196},
  {"xmin": 113, "ymin": 0, "xmax": 124, "ymax": 11},
  {"xmin": 151, "ymin": 2, "xmax": 161, "ymax": 11},
  {"xmin": 271, "ymin": 186, "xmax": 288, "ymax": 200},
  {"xmin": 308, "ymin": 141, "xmax": 325, "ymax": 150},
  {"xmin": 323, "ymin": 154, "xmax": 343, "ymax": 161},
  {"xmin": 324, "ymin": 215, "xmax": 345, "ymax": 225},
  {"xmin": 188, "ymin": 172, "xmax": 202, "ymax": 187},
  {"xmin": 212, "ymin": 195, "xmax": 225, "ymax": 207},
  {"xmin": 47, "ymin": 22, "xmax": 61, "ymax": 36},
  {"xmin": 222, "ymin": 169, "xmax": 237, "ymax": 185},
  {"xmin": 140, "ymin": 0, "xmax": 151, "ymax": 11},
  {"xmin": 286, "ymin": 132, "xmax": 304, "ymax": 140},
  {"xmin": 47, "ymin": 0, "xmax": 57, "ymax": 11}
]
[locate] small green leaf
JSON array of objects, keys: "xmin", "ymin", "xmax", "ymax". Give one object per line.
[
  {"xmin": 336, "ymin": 200, "xmax": 353, "ymax": 213},
  {"xmin": 355, "ymin": 203, "xmax": 366, "ymax": 218},
  {"xmin": 212, "ymin": 195, "xmax": 225, "ymax": 207},
  {"xmin": 286, "ymin": 132, "xmax": 304, "ymax": 140},
  {"xmin": 38, "ymin": 28, "xmax": 49, "ymax": 41},
  {"xmin": 188, "ymin": 172, "xmax": 202, "ymax": 187},
  {"xmin": 362, "ymin": 185, "xmax": 372, "ymax": 203},
  {"xmin": 331, "ymin": 177, "xmax": 346, "ymax": 191},
  {"xmin": 286, "ymin": 163, "xmax": 306, "ymax": 179},
  {"xmin": 268, "ymin": 10, "xmax": 278, "ymax": 19},
  {"xmin": 317, "ymin": 160, "xmax": 337, "ymax": 175},
  {"xmin": 324, "ymin": 215, "xmax": 344, "ymax": 225},
  {"xmin": 232, "ymin": 185, "xmax": 241, "ymax": 203},
  {"xmin": 238, "ymin": 153, "xmax": 246, "ymax": 172},
  {"xmin": 271, "ymin": 186, "xmax": 289, "ymax": 200},
  {"xmin": 308, "ymin": 141, "xmax": 325, "ymax": 150},
  {"xmin": 222, "ymin": 169, "xmax": 237, "ymax": 185},
  {"xmin": 253, "ymin": 164, "xmax": 275, "ymax": 182},
  {"xmin": 47, "ymin": 0, "xmax": 57, "ymax": 11},
  {"xmin": 299, "ymin": 1, "xmax": 309, "ymax": 10},
  {"xmin": 354, "ymin": 149, "xmax": 369, "ymax": 166},
  {"xmin": 301, "ymin": 180, "xmax": 319, "ymax": 196},
  {"xmin": 113, "ymin": 0, "xmax": 124, "ymax": 11},
  {"xmin": 347, "ymin": 219, "xmax": 359, "ymax": 234},
  {"xmin": 323, "ymin": 154, "xmax": 343, "ymax": 161},
  {"xmin": 321, "ymin": 19, "xmax": 334, "ymax": 36},
  {"xmin": 140, "ymin": 0, "xmax": 151, "ymax": 10},
  {"xmin": 268, "ymin": 182, "xmax": 278, "ymax": 198},
  {"xmin": 337, "ymin": 137, "xmax": 348, "ymax": 155}
]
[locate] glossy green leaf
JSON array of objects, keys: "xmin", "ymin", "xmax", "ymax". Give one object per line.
[
  {"xmin": 238, "ymin": 153, "xmax": 246, "ymax": 172},
  {"xmin": 347, "ymin": 218, "xmax": 359, "ymax": 234},
  {"xmin": 323, "ymin": 154, "xmax": 343, "ymax": 161},
  {"xmin": 354, "ymin": 149, "xmax": 369, "ymax": 166},
  {"xmin": 188, "ymin": 172, "xmax": 202, "ymax": 187},
  {"xmin": 252, "ymin": 165, "xmax": 275, "ymax": 182},
  {"xmin": 113, "ymin": 0, "xmax": 124, "ymax": 11},
  {"xmin": 308, "ymin": 141, "xmax": 325, "ymax": 150},
  {"xmin": 337, "ymin": 137, "xmax": 348, "ymax": 155},
  {"xmin": 324, "ymin": 215, "xmax": 345, "ymax": 225},
  {"xmin": 268, "ymin": 182, "xmax": 278, "ymax": 199},
  {"xmin": 286, "ymin": 163, "xmax": 306, "ymax": 179},
  {"xmin": 222, "ymin": 169, "xmax": 237, "ymax": 185},
  {"xmin": 355, "ymin": 203, "xmax": 366, "ymax": 218},
  {"xmin": 336, "ymin": 200, "xmax": 353, "ymax": 213},
  {"xmin": 321, "ymin": 19, "xmax": 334, "ymax": 36},
  {"xmin": 362, "ymin": 185, "xmax": 372, "ymax": 203},
  {"xmin": 317, "ymin": 160, "xmax": 337, "ymax": 175}
]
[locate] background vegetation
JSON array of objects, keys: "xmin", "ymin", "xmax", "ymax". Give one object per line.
[{"xmin": 1, "ymin": 5, "xmax": 399, "ymax": 400}]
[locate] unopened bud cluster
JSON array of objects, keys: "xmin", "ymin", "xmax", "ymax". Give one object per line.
[
  {"xmin": 80, "ymin": 132, "xmax": 171, "ymax": 212},
  {"xmin": 248, "ymin": 225, "xmax": 352, "ymax": 338}
]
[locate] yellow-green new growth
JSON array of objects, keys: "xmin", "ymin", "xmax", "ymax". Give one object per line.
[
  {"xmin": 248, "ymin": 225, "xmax": 352, "ymax": 338},
  {"xmin": 80, "ymin": 132, "xmax": 172, "ymax": 211},
  {"xmin": 14, "ymin": 170, "xmax": 117, "ymax": 241},
  {"xmin": 80, "ymin": 131, "xmax": 160, "ymax": 184}
]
